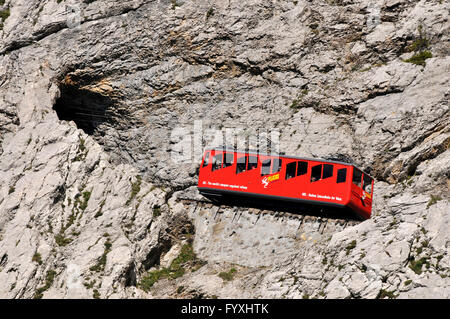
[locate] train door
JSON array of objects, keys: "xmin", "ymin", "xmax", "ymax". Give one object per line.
[
  {"xmin": 284, "ymin": 160, "xmax": 309, "ymax": 199},
  {"xmin": 235, "ymin": 152, "xmax": 258, "ymax": 191}
]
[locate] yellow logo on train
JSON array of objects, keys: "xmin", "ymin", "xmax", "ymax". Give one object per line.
[{"xmin": 262, "ymin": 173, "xmax": 280, "ymax": 188}]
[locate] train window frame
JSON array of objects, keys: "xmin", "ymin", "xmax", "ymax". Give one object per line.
[
  {"xmin": 363, "ymin": 174, "xmax": 373, "ymax": 194},
  {"xmin": 247, "ymin": 156, "xmax": 258, "ymax": 171},
  {"xmin": 236, "ymin": 156, "xmax": 247, "ymax": 174},
  {"xmin": 272, "ymin": 158, "xmax": 282, "ymax": 174},
  {"xmin": 286, "ymin": 162, "xmax": 297, "ymax": 180},
  {"xmin": 223, "ymin": 152, "xmax": 234, "ymax": 168},
  {"xmin": 261, "ymin": 159, "xmax": 272, "ymax": 176},
  {"xmin": 322, "ymin": 164, "xmax": 333, "ymax": 179},
  {"xmin": 311, "ymin": 164, "xmax": 322, "ymax": 182},
  {"xmin": 297, "ymin": 161, "xmax": 308, "ymax": 176},
  {"xmin": 212, "ymin": 153, "xmax": 223, "ymax": 172},
  {"xmin": 202, "ymin": 152, "xmax": 210, "ymax": 167},
  {"xmin": 336, "ymin": 168, "xmax": 347, "ymax": 183},
  {"xmin": 352, "ymin": 167, "xmax": 363, "ymax": 188}
]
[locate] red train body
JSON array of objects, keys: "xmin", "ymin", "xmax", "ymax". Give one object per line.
[{"xmin": 197, "ymin": 148, "xmax": 374, "ymax": 220}]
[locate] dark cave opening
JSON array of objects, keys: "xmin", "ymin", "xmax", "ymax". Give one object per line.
[{"xmin": 53, "ymin": 83, "xmax": 116, "ymax": 135}]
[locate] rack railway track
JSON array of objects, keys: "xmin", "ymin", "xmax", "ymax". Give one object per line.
[{"xmin": 176, "ymin": 196, "xmax": 361, "ymax": 230}]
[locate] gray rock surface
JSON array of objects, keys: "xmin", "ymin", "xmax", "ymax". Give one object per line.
[{"xmin": 0, "ymin": 0, "xmax": 448, "ymax": 299}]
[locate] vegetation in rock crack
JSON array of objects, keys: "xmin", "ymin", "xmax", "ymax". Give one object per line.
[
  {"xmin": 126, "ymin": 175, "xmax": 142, "ymax": 205},
  {"xmin": 139, "ymin": 243, "xmax": 204, "ymax": 292},
  {"xmin": 34, "ymin": 270, "xmax": 57, "ymax": 299},
  {"xmin": 345, "ymin": 240, "xmax": 357, "ymax": 255},
  {"xmin": 218, "ymin": 268, "xmax": 237, "ymax": 281},
  {"xmin": 89, "ymin": 236, "xmax": 112, "ymax": 273},
  {"xmin": 427, "ymin": 194, "xmax": 442, "ymax": 208},
  {"xmin": 404, "ymin": 51, "xmax": 433, "ymax": 67}
]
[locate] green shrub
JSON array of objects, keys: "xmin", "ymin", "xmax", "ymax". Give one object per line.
[
  {"xmin": 345, "ymin": 240, "xmax": 357, "ymax": 255},
  {"xmin": 93, "ymin": 289, "xmax": 100, "ymax": 299},
  {"xmin": 55, "ymin": 233, "xmax": 72, "ymax": 246},
  {"xmin": 126, "ymin": 176, "xmax": 142, "ymax": 205},
  {"xmin": 0, "ymin": 8, "xmax": 10, "ymax": 21},
  {"xmin": 290, "ymin": 89, "xmax": 308, "ymax": 110},
  {"xmin": 376, "ymin": 289, "xmax": 397, "ymax": 299},
  {"xmin": 153, "ymin": 206, "xmax": 161, "ymax": 218},
  {"xmin": 206, "ymin": 7, "xmax": 214, "ymax": 19},
  {"xmin": 409, "ymin": 257, "xmax": 430, "ymax": 275},
  {"xmin": 32, "ymin": 252, "xmax": 43, "ymax": 265},
  {"xmin": 408, "ymin": 25, "xmax": 429, "ymax": 52},
  {"xmin": 79, "ymin": 190, "xmax": 91, "ymax": 211},
  {"xmin": 34, "ymin": 270, "xmax": 57, "ymax": 299},
  {"xmin": 404, "ymin": 51, "xmax": 432, "ymax": 66},
  {"xmin": 89, "ymin": 237, "xmax": 112, "ymax": 272},
  {"xmin": 139, "ymin": 243, "xmax": 203, "ymax": 291},
  {"xmin": 426, "ymin": 194, "xmax": 442, "ymax": 208},
  {"xmin": 218, "ymin": 268, "xmax": 237, "ymax": 281}
]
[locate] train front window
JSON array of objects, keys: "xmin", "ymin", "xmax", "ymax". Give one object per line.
[
  {"xmin": 202, "ymin": 152, "xmax": 210, "ymax": 167},
  {"xmin": 272, "ymin": 158, "xmax": 282, "ymax": 174},
  {"xmin": 337, "ymin": 168, "xmax": 347, "ymax": 183},
  {"xmin": 261, "ymin": 159, "xmax": 271, "ymax": 176},
  {"xmin": 311, "ymin": 164, "xmax": 322, "ymax": 182},
  {"xmin": 247, "ymin": 156, "xmax": 258, "ymax": 171},
  {"xmin": 363, "ymin": 175, "xmax": 373, "ymax": 193},
  {"xmin": 352, "ymin": 168, "xmax": 363, "ymax": 187},
  {"xmin": 286, "ymin": 162, "xmax": 296, "ymax": 180},
  {"xmin": 236, "ymin": 156, "xmax": 247, "ymax": 174},
  {"xmin": 322, "ymin": 164, "xmax": 333, "ymax": 179},
  {"xmin": 297, "ymin": 161, "xmax": 308, "ymax": 176},
  {"xmin": 212, "ymin": 154, "xmax": 223, "ymax": 171},
  {"xmin": 223, "ymin": 153, "xmax": 234, "ymax": 168}
]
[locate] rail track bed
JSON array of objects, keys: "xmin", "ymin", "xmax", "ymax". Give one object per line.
[{"xmin": 176, "ymin": 196, "xmax": 361, "ymax": 230}]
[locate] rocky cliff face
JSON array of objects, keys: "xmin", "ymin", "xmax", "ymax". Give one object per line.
[{"xmin": 0, "ymin": 0, "xmax": 448, "ymax": 299}]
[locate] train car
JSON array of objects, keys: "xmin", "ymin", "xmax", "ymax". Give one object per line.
[{"xmin": 197, "ymin": 148, "xmax": 374, "ymax": 220}]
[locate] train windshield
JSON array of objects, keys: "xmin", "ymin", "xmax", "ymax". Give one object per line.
[
  {"xmin": 352, "ymin": 168, "xmax": 363, "ymax": 187},
  {"xmin": 202, "ymin": 152, "xmax": 210, "ymax": 167},
  {"xmin": 363, "ymin": 175, "xmax": 373, "ymax": 194}
]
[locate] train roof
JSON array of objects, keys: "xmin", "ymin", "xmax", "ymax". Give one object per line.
[{"xmin": 204, "ymin": 147, "xmax": 374, "ymax": 180}]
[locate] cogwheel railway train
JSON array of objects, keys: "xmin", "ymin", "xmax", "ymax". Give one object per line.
[{"xmin": 197, "ymin": 148, "xmax": 374, "ymax": 220}]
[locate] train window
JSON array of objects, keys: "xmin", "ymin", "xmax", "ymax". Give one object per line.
[
  {"xmin": 272, "ymin": 158, "xmax": 282, "ymax": 174},
  {"xmin": 322, "ymin": 164, "xmax": 333, "ymax": 179},
  {"xmin": 297, "ymin": 161, "xmax": 308, "ymax": 176},
  {"xmin": 261, "ymin": 159, "xmax": 271, "ymax": 176},
  {"xmin": 223, "ymin": 153, "xmax": 234, "ymax": 168},
  {"xmin": 363, "ymin": 175, "xmax": 373, "ymax": 193},
  {"xmin": 352, "ymin": 168, "xmax": 363, "ymax": 187},
  {"xmin": 212, "ymin": 153, "xmax": 223, "ymax": 171},
  {"xmin": 247, "ymin": 156, "xmax": 258, "ymax": 171},
  {"xmin": 286, "ymin": 162, "xmax": 297, "ymax": 180},
  {"xmin": 337, "ymin": 168, "xmax": 347, "ymax": 183},
  {"xmin": 202, "ymin": 152, "xmax": 210, "ymax": 167},
  {"xmin": 311, "ymin": 164, "xmax": 322, "ymax": 182},
  {"xmin": 236, "ymin": 156, "xmax": 247, "ymax": 174}
]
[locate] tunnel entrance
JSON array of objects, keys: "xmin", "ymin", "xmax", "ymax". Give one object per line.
[{"xmin": 53, "ymin": 82, "xmax": 116, "ymax": 135}]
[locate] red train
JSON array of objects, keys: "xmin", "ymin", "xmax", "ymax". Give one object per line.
[{"xmin": 197, "ymin": 148, "xmax": 374, "ymax": 220}]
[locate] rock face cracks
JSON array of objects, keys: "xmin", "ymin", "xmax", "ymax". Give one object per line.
[{"xmin": 0, "ymin": 0, "xmax": 449, "ymax": 299}]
